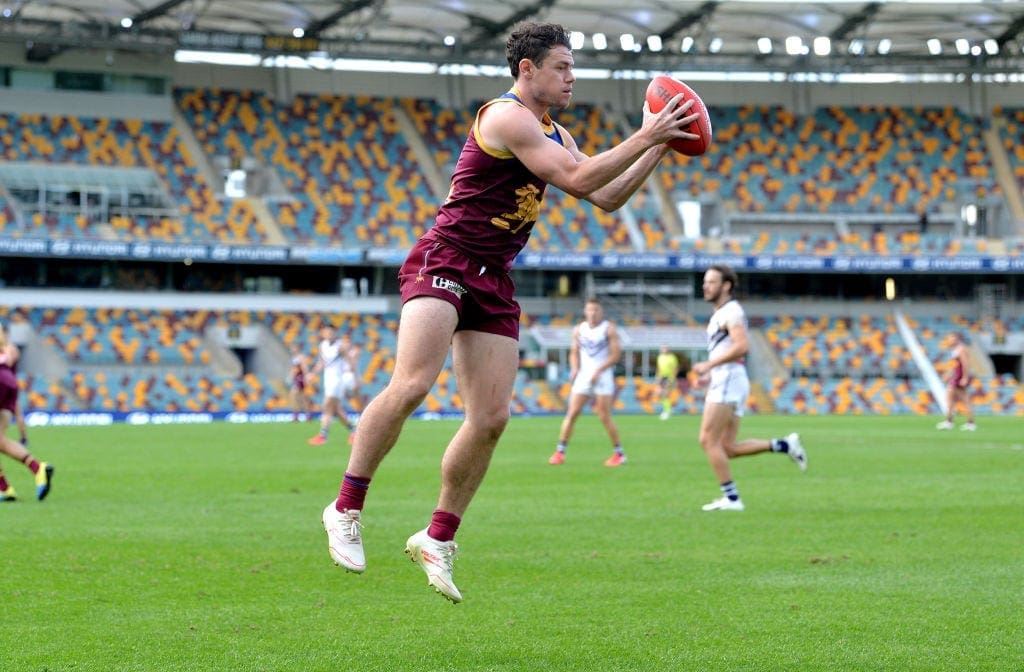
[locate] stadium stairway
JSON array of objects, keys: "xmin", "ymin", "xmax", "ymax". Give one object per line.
[
  {"xmin": 984, "ymin": 116, "xmax": 1024, "ymax": 230},
  {"xmin": 748, "ymin": 381, "xmax": 775, "ymax": 413},
  {"xmin": 391, "ymin": 102, "xmax": 448, "ymax": 200}
]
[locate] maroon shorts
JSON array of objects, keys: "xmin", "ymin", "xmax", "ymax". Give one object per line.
[
  {"xmin": 949, "ymin": 376, "xmax": 972, "ymax": 391},
  {"xmin": 399, "ymin": 238, "xmax": 520, "ymax": 340},
  {"xmin": 0, "ymin": 370, "xmax": 17, "ymax": 414}
]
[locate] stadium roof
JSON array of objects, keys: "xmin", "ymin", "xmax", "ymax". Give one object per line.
[{"xmin": 4, "ymin": 1, "xmax": 1024, "ymax": 76}]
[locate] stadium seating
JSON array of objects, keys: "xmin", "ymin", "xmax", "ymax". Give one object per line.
[
  {"xmin": 0, "ymin": 112, "xmax": 265, "ymax": 243},
  {"xmin": 656, "ymin": 105, "xmax": 998, "ymax": 215},
  {"xmin": 5, "ymin": 304, "xmax": 1020, "ymax": 418},
  {"xmin": 178, "ymin": 88, "xmax": 436, "ymax": 247}
]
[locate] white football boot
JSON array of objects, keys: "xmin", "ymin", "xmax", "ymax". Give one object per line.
[
  {"xmin": 701, "ymin": 497, "xmax": 745, "ymax": 512},
  {"xmin": 785, "ymin": 432, "xmax": 808, "ymax": 472},
  {"xmin": 322, "ymin": 503, "xmax": 366, "ymax": 573},
  {"xmin": 405, "ymin": 528, "xmax": 462, "ymax": 603}
]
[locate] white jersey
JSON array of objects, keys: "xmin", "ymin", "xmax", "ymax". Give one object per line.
[
  {"xmin": 320, "ymin": 339, "xmax": 357, "ymax": 400},
  {"xmin": 571, "ymin": 319, "xmax": 615, "ymax": 396},
  {"xmin": 319, "ymin": 339, "xmax": 349, "ymax": 377},
  {"xmin": 704, "ymin": 299, "xmax": 750, "ymax": 414}
]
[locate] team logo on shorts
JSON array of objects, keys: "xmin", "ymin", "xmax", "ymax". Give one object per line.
[{"xmin": 432, "ymin": 276, "xmax": 466, "ymax": 298}]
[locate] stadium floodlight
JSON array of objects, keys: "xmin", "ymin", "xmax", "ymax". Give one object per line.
[
  {"xmin": 927, "ymin": 38, "xmax": 942, "ymax": 55},
  {"xmin": 813, "ymin": 36, "xmax": 831, "ymax": 56},
  {"xmin": 120, "ymin": 17, "xmax": 133, "ymax": 29},
  {"xmin": 849, "ymin": 39, "xmax": 865, "ymax": 55},
  {"xmin": 984, "ymin": 38, "xmax": 999, "ymax": 55},
  {"xmin": 292, "ymin": 27, "xmax": 305, "ymax": 38},
  {"xmin": 877, "ymin": 38, "xmax": 891, "ymax": 54},
  {"xmin": 593, "ymin": 32, "xmax": 607, "ymax": 50},
  {"xmin": 620, "ymin": 34, "xmax": 636, "ymax": 51},
  {"xmin": 443, "ymin": 35, "xmax": 456, "ymax": 46},
  {"xmin": 785, "ymin": 36, "xmax": 804, "ymax": 55},
  {"xmin": 709, "ymin": 37, "xmax": 723, "ymax": 53},
  {"xmin": 680, "ymin": 36, "xmax": 694, "ymax": 53},
  {"xmin": 955, "ymin": 38, "xmax": 970, "ymax": 55},
  {"xmin": 647, "ymin": 35, "xmax": 663, "ymax": 52},
  {"xmin": 757, "ymin": 37, "xmax": 773, "ymax": 54},
  {"xmin": 569, "ymin": 31, "xmax": 585, "ymax": 50}
]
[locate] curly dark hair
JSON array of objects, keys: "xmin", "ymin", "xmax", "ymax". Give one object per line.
[{"xmin": 506, "ymin": 22, "xmax": 572, "ymax": 79}]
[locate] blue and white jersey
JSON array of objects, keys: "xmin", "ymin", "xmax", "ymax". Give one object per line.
[
  {"xmin": 577, "ymin": 320, "xmax": 612, "ymax": 372},
  {"xmin": 706, "ymin": 299, "xmax": 747, "ymax": 375}
]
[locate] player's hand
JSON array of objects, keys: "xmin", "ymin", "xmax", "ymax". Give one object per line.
[
  {"xmin": 642, "ymin": 96, "xmax": 701, "ymax": 145},
  {"xmin": 691, "ymin": 372, "xmax": 711, "ymax": 390},
  {"xmin": 691, "ymin": 361, "xmax": 712, "ymax": 377}
]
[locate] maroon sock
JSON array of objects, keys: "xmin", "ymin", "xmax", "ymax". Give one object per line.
[
  {"xmin": 20, "ymin": 455, "xmax": 39, "ymax": 474},
  {"xmin": 0, "ymin": 473, "xmax": 9, "ymax": 491},
  {"xmin": 427, "ymin": 509, "xmax": 461, "ymax": 542},
  {"xmin": 336, "ymin": 472, "xmax": 371, "ymax": 512}
]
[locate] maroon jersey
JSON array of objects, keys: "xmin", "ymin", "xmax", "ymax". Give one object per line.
[{"xmin": 425, "ymin": 90, "xmax": 565, "ymax": 272}]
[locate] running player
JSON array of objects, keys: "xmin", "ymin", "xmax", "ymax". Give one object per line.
[
  {"xmin": 0, "ymin": 323, "xmax": 53, "ymax": 501},
  {"xmin": 549, "ymin": 298, "xmax": 626, "ymax": 466},
  {"xmin": 690, "ymin": 264, "xmax": 806, "ymax": 511},
  {"xmin": 322, "ymin": 21, "xmax": 702, "ymax": 602},
  {"xmin": 308, "ymin": 326, "xmax": 358, "ymax": 446}
]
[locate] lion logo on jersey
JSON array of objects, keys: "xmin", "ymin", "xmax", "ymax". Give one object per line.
[{"xmin": 491, "ymin": 183, "xmax": 541, "ymax": 235}]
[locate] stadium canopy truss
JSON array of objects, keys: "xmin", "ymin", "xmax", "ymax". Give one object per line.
[{"xmin": 2, "ymin": 0, "xmax": 1024, "ymax": 76}]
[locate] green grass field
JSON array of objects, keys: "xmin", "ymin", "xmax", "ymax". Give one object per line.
[{"xmin": 1, "ymin": 414, "xmax": 1021, "ymax": 671}]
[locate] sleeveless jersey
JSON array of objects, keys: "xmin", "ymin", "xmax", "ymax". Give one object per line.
[
  {"xmin": 950, "ymin": 347, "xmax": 971, "ymax": 387},
  {"xmin": 0, "ymin": 348, "xmax": 17, "ymax": 392},
  {"xmin": 577, "ymin": 320, "xmax": 612, "ymax": 372},
  {"xmin": 290, "ymin": 355, "xmax": 306, "ymax": 388},
  {"xmin": 319, "ymin": 339, "xmax": 348, "ymax": 377},
  {"xmin": 706, "ymin": 300, "xmax": 747, "ymax": 375},
  {"xmin": 426, "ymin": 90, "xmax": 565, "ymax": 272}
]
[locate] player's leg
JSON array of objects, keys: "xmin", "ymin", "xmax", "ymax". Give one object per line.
[
  {"xmin": 698, "ymin": 403, "xmax": 744, "ymax": 511},
  {"xmin": 434, "ymin": 329, "xmax": 518, "ymax": 517},
  {"xmin": 551, "ymin": 392, "xmax": 588, "ymax": 463},
  {"xmin": 14, "ymin": 402, "xmax": 27, "ymax": 445},
  {"xmin": 323, "ymin": 297, "xmax": 458, "ymax": 573},
  {"xmin": 594, "ymin": 394, "xmax": 626, "ymax": 466},
  {"xmin": 959, "ymin": 387, "xmax": 976, "ymax": 430},
  {"xmin": 0, "ymin": 410, "xmax": 52, "ymax": 500},
  {"xmin": 937, "ymin": 385, "xmax": 956, "ymax": 429},
  {"xmin": 308, "ymin": 395, "xmax": 338, "ymax": 445},
  {"xmin": 403, "ymin": 329, "xmax": 518, "ymax": 603},
  {"xmin": 347, "ymin": 297, "xmax": 458, "ymax": 477}
]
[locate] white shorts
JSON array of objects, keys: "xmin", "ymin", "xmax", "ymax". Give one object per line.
[
  {"xmin": 705, "ymin": 367, "xmax": 749, "ymax": 417},
  {"xmin": 323, "ymin": 370, "xmax": 356, "ymax": 401},
  {"xmin": 570, "ymin": 368, "xmax": 615, "ymax": 397}
]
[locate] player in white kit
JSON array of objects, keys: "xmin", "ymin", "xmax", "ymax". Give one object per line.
[
  {"xmin": 308, "ymin": 325, "xmax": 360, "ymax": 446},
  {"xmin": 549, "ymin": 299, "xmax": 627, "ymax": 466},
  {"xmin": 690, "ymin": 265, "xmax": 807, "ymax": 511}
]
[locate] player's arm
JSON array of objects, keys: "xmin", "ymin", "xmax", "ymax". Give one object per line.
[
  {"xmin": 558, "ymin": 116, "xmax": 671, "ymax": 212},
  {"xmin": 349, "ymin": 348, "xmax": 362, "ymax": 389},
  {"xmin": 603, "ymin": 323, "xmax": 623, "ymax": 370},
  {"xmin": 592, "ymin": 323, "xmax": 622, "ymax": 382},
  {"xmin": 692, "ymin": 321, "xmax": 749, "ymax": 375},
  {"xmin": 310, "ymin": 352, "xmax": 324, "ymax": 376},
  {"xmin": 957, "ymin": 346, "xmax": 970, "ymax": 384},
  {"xmin": 481, "ymin": 96, "xmax": 697, "ymax": 207},
  {"xmin": 568, "ymin": 326, "xmax": 581, "ymax": 380}
]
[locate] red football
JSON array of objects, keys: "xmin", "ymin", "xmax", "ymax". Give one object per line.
[{"xmin": 645, "ymin": 75, "xmax": 712, "ymax": 156}]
